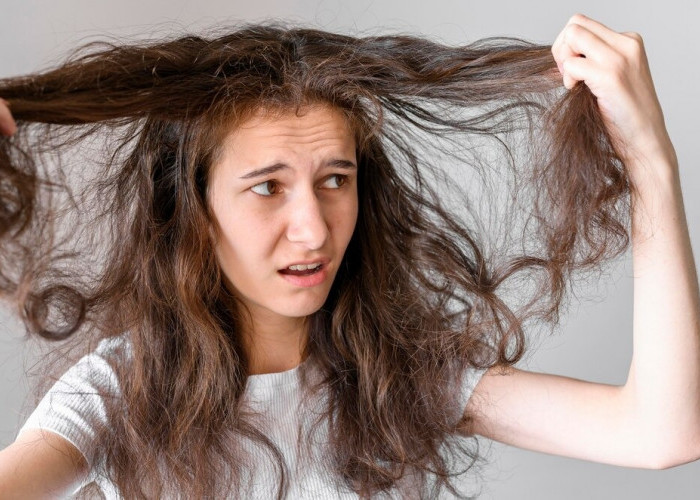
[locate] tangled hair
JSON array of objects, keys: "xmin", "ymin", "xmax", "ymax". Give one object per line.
[{"xmin": 0, "ymin": 22, "xmax": 631, "ymax": 498}]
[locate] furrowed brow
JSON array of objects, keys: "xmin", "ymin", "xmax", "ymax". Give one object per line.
[{"xmin": 239, "ymin": 159, "xmax": 357, "ymax": 180}]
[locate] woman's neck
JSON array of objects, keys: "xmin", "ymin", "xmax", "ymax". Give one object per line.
[{"xmin": 242, "ymin": 314, "xmax": 309, "ymax": 375}]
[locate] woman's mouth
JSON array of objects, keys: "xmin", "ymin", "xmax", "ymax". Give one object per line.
[
  {"xmin": 277, "ymin": 263, "xmax": 328, "ymax": 287},
  {"xmin": 278, "ymin": 263, "xmax": 323, "ymax": 276}
]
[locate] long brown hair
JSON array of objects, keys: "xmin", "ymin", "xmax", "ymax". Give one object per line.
[{"xmin": 0, "ymin": 22, "xmax": 631, "ymax": 498}]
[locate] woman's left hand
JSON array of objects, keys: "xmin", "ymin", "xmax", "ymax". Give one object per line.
[{"xmin": 551, "ymin": 14, "xmax": 676, "ymax": 173}]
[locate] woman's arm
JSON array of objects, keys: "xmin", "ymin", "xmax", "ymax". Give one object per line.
[
  {"xmin": 0, "ymin": 102, "xmax": 88, "ymax": 496},
  {"xmin": 462, "ymin": 14, "xmax": 700, "ymax": 469},
  {"xmin": 0, "ymin": 429, "xmax": 89, "ymax": 498}
]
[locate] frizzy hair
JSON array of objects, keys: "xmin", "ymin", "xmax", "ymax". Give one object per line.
[{"xmin": 0, "ymin": 22, "xmax": 631, "ymax": 499}]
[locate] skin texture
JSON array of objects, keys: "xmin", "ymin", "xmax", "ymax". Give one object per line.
[{"xmin": 206, "ymin": 103, "xmax": 359, "ymax": 375}]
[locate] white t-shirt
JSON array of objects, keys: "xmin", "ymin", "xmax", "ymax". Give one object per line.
[{"xmin": 17, "ymin": 337, "xmax": 487, "ymax": 498}]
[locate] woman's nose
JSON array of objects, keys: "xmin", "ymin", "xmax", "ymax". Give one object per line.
[{"xmin": 285, "ymin": 188, "xmax": 330, "ymax": 250}]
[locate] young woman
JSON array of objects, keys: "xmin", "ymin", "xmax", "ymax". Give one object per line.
[{"xmin": 0, "ymin": 13, "xmax": 698, "ymax": 499}]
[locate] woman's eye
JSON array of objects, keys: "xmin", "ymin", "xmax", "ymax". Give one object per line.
[
  {"xmin": 250, "ymin": 175, "xmax": 347, "ymax": 197},
  {"xmin": 323, "ymin": 174, "xmax": 348, "ymax": 189},
  {"xmin": 250, "ymin": 180, "xmax": 279, "ymax": 197}
]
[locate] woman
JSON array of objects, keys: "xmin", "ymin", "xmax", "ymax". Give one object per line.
[{"xmin": 0, "ymin": 13, "xmax": 697, "ymax": 498}]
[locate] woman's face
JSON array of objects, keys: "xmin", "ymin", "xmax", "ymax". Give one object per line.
[{"xmin": 207, "ymin": 104, "xmax": 358, "ymax": 327}]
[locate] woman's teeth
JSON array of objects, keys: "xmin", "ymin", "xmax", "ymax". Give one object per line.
[
  {"xmin": 280, "ymin": 262, "xmax": 323, "ymax": 276},
  {"xmin": 287, "ymin": 263, "xmax": 321, "ymax": 271}
]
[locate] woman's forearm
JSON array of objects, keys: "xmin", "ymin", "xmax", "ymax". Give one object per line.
[{"xmin": 624, "ymin": 150, "xmax": 700, "ymax": 467}]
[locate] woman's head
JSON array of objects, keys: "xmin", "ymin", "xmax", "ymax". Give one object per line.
[{"xmin": 206, "ymin": 102, "xmax": 359, "ymax": 338}]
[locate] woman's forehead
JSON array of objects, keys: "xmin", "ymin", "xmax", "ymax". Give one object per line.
[
  {"xmin": 208, "ymin": 103, "xmax": 357, "ymax": 179},
  {"xmin": 223, "ymin": 104, "xmax": 356, "ymax": 153}
]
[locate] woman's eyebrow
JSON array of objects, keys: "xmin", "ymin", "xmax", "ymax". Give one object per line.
[{"xmin": 239, "ymin": 159, "xmax": 357, "ymax": 179}]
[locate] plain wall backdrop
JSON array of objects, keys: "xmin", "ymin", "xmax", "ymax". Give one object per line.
[{"xmin": 1, "ymin": 1, "xmax": 698, "ymax": 498}]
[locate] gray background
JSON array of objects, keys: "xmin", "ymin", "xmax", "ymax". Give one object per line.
[{"xmin": 1, "ymin": 0, "xmax": 698, "ymax": 498}]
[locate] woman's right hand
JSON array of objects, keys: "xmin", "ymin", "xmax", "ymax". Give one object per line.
[{"xmin": 0, "ymin": 99, "xmax": 17, "ymax": 136}]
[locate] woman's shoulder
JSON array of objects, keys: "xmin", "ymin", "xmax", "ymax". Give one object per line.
[
  {"xmin": 55, "ymin": 333, "xmax": 131, "ymax": 393},
  {"xmin": 90, "ymin": 332, "xmax": 132, "ymax": 360},
  {"xmin": 15, "ymin": 333, "xmax": 132, "ymax": 458}
]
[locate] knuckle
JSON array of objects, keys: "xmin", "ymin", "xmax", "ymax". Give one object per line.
[
  {"xmin": 563, "ymin": 23, "xmax": 582, "ymax": 42},
  {"xmin": 626, "ymin": 33, "xmax": 645, "ymax": 56},
  {"xmin": 626, "ymin": 31, "xmax": 644, "ymax": 43},
  {"xmin": 617, "ymin": 33, "xmax": 644, "ymax": 62},
  {"xmin": 568, "ymin": 13, "xmax": 586, "ymax": 25},
  {"xmin": 567, "ymin": 23, "xmax": 583, "ymax": 34}
]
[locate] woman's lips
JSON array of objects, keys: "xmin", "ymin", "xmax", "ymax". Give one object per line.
[{"xmin": 277, "ymin": 263, "xmax": 328, "ymax": 287}]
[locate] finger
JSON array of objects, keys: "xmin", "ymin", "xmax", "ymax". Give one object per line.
[
  {"xmin": 552, "ymin": 24, "xmax": 603, "ymax": 76},
  {"xmin": 551, "ymin": 28, "xmax": 568, "ymax": 75},
  {"xmin": 0, "ymin": 99, "xmax": 17, "ymax": 136},
  {"xmin": 561, "ymin": 55, "xmax": 599, "ymax": 90},
  {"xmin": 621, "ymin": 31, "xmax": 643, "ymax": 42},
  {"xmin": 565, "ymin": 14, "xmax": 620, "ymax": 47},
  {"xmin": 557, "ymin": 23, "xmax": 612, "ymax": 65},
  {"xmin": 570, "ymin": 14, "xmax": 644, "ymax": 58}
]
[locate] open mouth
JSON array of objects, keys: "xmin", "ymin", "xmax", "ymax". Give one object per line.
[{"xmin": 278, "ymin": 263, "xmax": 324, "ymax": 276}]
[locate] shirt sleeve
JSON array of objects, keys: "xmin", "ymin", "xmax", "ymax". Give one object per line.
[{"xmin": 15, "ymin": 336, "xmax": 124, "ymax": 493}]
